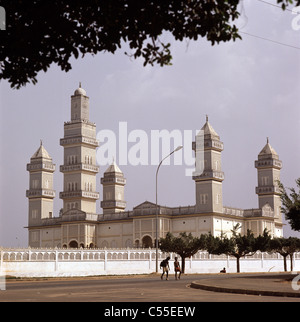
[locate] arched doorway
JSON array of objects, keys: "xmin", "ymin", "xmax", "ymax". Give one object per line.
[
  {"xmin": 69, "ymin": 240, "xmax": 78, "ymax": 248},
  {"xmin": 142, "ymin": 235, "xmax": 153, "ymax": 248}
]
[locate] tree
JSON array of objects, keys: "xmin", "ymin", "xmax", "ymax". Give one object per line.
[
  {"xmin": 268, "ymin": 237, "xmax": 300, "ymax": 272},
  {"xmin": 1, "ymin": 0, "xmax": 299, "ymax": 88},
  {"xmin": 253, "ymin": 227, "xmax": 272, "ymax": 253},
  {"xmin": 278, "ymin": 179, "xmax": 300, "ymax": 232},
  {"xmin": 159, "ymin": 232, "xmax": 205, "ymax": 273},
  {"xmin": 224, "ymin": 227, "xmax": 256, "ymax": 273},
  {"xmin": 205, "ymin": 225, "xmax": 271, "ymax": 273}
]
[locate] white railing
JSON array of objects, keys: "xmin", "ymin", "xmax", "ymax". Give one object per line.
[
  {"xmin": 1, "ymin": 248, "xmax": 300, "ymax": 262},
  {"xmin": 1, "ymin": 248, "xmax": 300, "ymax": 277},
  {"xmin": 0, "ymin": 248, "xmax": 161, "ymax": 261}
]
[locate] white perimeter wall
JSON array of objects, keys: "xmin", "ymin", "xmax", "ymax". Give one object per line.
[{"xmin": 1, "ymin": 248, "xmax": 300, "ymax": 277}]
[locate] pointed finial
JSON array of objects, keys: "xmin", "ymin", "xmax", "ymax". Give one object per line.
[
  {"xmin": 267, "ymin": 137, "xmax": 269, "ymax": 144},
  {"xmin": 206, "ymin": 114, "xmax": 208, "ymax": 122},
  {"xmin": 79, "ymin": 82, "xmax": 82, "ymax": 88},
  {"xmin": 40, "ymin": 139, "xmax": 43, "ymax": 146}
]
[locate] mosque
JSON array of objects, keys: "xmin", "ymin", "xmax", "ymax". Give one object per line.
[{"xmin": 26, "ymin": 85, "xmax": 283, "ymax": 248}]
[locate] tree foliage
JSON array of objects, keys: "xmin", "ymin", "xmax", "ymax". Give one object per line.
[
  {"xmin": 205, "ymin": 224, "xmax": 271, "ymax": 273},
  {"xmin": 160, "ymin": 228, "xmax": 300, "ymax": 274},
  {"xmin": 278, "ymin": 179, "xmax": 300, "ymax": 232},
  {"xmin": 159, "ymin": 232, "xmax": 205, "ymax": 273},
  {"xmin": 1, "ymin": 0, "xmax": 299, "ymax": 88},
  {"xmin": 268, "ymin": 237, "xmax": 300, "ymax": 271}
]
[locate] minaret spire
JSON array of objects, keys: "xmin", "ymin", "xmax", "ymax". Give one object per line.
[
  {"xmin": 60, "ymin": 85, "xmax": 99, "ymax": 214},
  {"xmin": 255, "ymin": 139, "xmax": 282, "ymax": 223},
  {"xmin": 193, "ymin": 117, "xmax": 224, "ymax": 214},
  {"xmin": 101, "ymin": 160, "xmax": 126, "ymax": 214},
  {"xmin": 27, "ymin": 143, "xmax": 56, "ymax": 246}
]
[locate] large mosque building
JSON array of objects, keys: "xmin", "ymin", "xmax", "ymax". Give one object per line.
[{"xmin": 26, "ymin": 85, "xmax": 283, "ymax": 248}]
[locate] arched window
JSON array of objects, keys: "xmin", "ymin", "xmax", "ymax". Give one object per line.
[
  {"xmin": 69, "ymin": 240, "xmax": 78, "ymax": 248},
  {"xmin": 142, "ymin": 236, "xmax": 153, "ymax": 248}
]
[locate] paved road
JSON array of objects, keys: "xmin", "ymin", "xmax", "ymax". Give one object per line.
[{"xmin": 0, "ymin": 274, "xmax": 299, "ymax": 302}]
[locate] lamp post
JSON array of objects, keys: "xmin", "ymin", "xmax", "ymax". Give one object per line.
[{"xmin": 155, "ymin": 145, "xmax": 183, "ymax": 273}]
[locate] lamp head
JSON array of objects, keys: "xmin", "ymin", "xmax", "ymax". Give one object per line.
[{"xmin": 175, "ymin": 145, "xmax": 183, "ymax": 152}]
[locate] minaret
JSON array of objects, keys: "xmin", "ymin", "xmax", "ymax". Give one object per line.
[
  {"xmin": 192, "ymin": 116, "xmax": 224, "ymax": 213},
  {"xmin": 255, "ymin": 138, "xmax": 282, "ymax": 221},
  {"xmin": 101, "ymin": 160, "xmax": 126, "ymax": 214},
  {"xmin": 60, "ymin": 84, "xmax": 99, "ymax": 214},
  {"xmin": 26, "ymin": 141, "xmax": 55, "ymax": 244}
]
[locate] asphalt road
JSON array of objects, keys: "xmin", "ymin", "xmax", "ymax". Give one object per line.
[{"xmin": 0, "ymin": 273, "xmax": 299, "ymax": 303}]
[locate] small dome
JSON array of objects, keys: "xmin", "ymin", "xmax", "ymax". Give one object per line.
[
  {"xmin": 105, "ymin": 160, "xmax": 123, "ymax": 174},
  {"xmin": 258, "ymin": 138, "xmax": 279, "ymax": 160},
  {"xmin": 198, "ymin": 115, "xmax": 219, "ymax": 138},
  {"xmin": 31, "ymin": 140, "xmax": 52, "ymax": 160},
  {"xmin": 74, "ymin": 82, "xmax": 86, "ymax": 96}
]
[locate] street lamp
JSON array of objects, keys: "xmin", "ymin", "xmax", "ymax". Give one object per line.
[{"xmin": 155, "ymin": 145, "xmax": 183, "ymax": 273}]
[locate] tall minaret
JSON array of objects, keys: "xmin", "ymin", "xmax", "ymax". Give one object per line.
[
  {"xmin": 255, "ymin": 138, "xmax": 282, "ymax": 221},
  {"xmin": 192, "ymin": 116, "xmax": 224, "ymax": 213},
  {"xmin": 26, "ymin": 141, "xmax": 55, "ymax": 244},
  {"xmin": 101, "ymin": 160, "xmax": 126, "ymax": 214},
  {"xmin": 60, "ymin": 84, "xmax": 99, "ymax": 214}
]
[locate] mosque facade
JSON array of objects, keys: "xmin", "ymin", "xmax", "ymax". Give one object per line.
[{"xmin": 26, "ymin": 86, "xmax": 283, "ymax": 248}]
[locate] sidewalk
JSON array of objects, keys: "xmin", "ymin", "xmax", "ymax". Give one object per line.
[{"xmin": 191, "ymin": 273, "xmax": 300, "ymax": 298}]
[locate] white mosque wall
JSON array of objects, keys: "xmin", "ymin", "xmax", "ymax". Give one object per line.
[{"xmin": 1, "ymin": 248, "xmax": 299, "ymax": 277}]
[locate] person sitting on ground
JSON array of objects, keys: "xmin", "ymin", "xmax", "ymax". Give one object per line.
[{"xmin": 220, "ymin": 267, "xmax": 226, "ymax": 273}]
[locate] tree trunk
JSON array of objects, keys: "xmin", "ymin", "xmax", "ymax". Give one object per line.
[
  {"xmin": 181, "ymin": 258, "xmax": 185, "ymax": 274},
  {"xmin": 236, "ymin": 256, "xmax": 240, "ymax": 273},
  {"xmin": 283, "ymin": 255, "xmax": 287, "ymax": 272},
  {"xmin": 290, "ymin": 253, "xmax": 294, "ymax": 272}
]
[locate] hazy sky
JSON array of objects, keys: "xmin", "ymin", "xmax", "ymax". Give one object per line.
[{"xmin": 1, "ymin": 0, "xmax": 300, "ymax": 247}]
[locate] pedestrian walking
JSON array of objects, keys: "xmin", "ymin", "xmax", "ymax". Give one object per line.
[
  {"xmin": 160, "ymin": 256, "xmax": 170, "ymax": 280},
  {"xmin": 174, "ymin": 257, "xmax": 181, "ymax": 280}
]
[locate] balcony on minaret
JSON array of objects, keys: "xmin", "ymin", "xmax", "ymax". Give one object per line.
[
  {"xmin": 60, "ymin": 136, "xmax": 99, "ymax": 147},
  {"xmin": 255, "ymin": 185, "xmax": 281, "ymax": 195},
  {"xmin": 192, "ymin": 138, "xmax": 224, "ymax": 152},
  {"xmin": 255, "ymin": 159, "xmax": 282, "ymax": 170},
  {"xmin": 193, "ymin": 170, "xmax": 225, "ymax": 182},
  {"xmin": 60, "ymin": 163, "xmax": 99, "ymax": 173},
  {"xmin": 204, "ymin": 139, "xmax": 224, "ymax": 151},
  {"xmin": 101, "ymin": 200, "xmax": 127, "ymax": 210},
  {"xmin": 27, "ymin": 162, "xmax": 55, "ymax": 172},
  {"xmin": 26, "ymin": 189, "xmax": 55, "ymax": 198},
  {"xmin": 101, "ymin": 176, "xmax": 126, "ymax": 185},
  {"xmin": 59, "ymin": 190, "xmax": 99, "ymax": 200}
]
